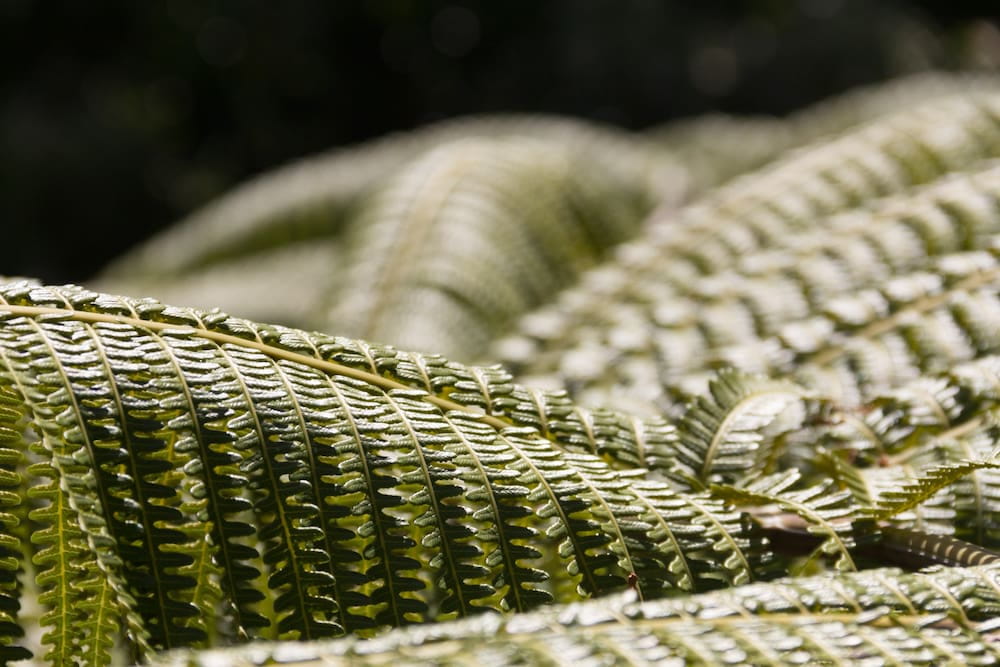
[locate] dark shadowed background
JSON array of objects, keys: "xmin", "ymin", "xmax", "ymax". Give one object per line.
[{"xmin": 2, "ymin": 0, "xmax": 998, "ymax": 283}]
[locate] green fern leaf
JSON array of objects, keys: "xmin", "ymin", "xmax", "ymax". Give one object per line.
[
  {"xmin": 0, "ymin": 282, "xmax": 777, "ymax": 658},
  {"xmin": 96, "ymin": 122, "xmax": 674, "ymax": 358},
  {"xmin": 672, "ymin": 369, "xmax": 807, "ymax": 486},
  {"xmin": 0, "ymin": 387, "xmax": 30, "ymax": 663},
  {"xmin": 496, "ymin": 99, "xmax": 1000, "ymax": 414},
  {"xmin": 868, "ymin": 450, "xmax": 1000, "ymax": 520},
  {"xmin": 151, "ymin": 563, "xmax": 1000, "ymax": 666},
  {"xmin": 713, "ymin": 470, "xmax": 859, "ymax": 572},
  {"xmin": 648, "ymin": 72, "xmax": 1000, "ymax": 190},
  {"xmin": 27, "ymin": 460, "xmax": 113, "ymax": 664},
  {"xmin": 323, "ymin": 137, "xmax": 650, "ymax": 359},
  {"xmin": 835, "ymin": 418, "xmax": 1000, "ymax": 547}
]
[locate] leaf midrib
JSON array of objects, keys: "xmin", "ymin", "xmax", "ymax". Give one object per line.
[
  {"xmin": 808, "ymin": 264, "xmax": 1000, "ymax": 367},
  {"xmin": 695, "ymin": 383, "xmax": 800, "ymax": 481},
  {"xmin": 0, "ymin": 305, "xmax": 517, "ymax": 434}
]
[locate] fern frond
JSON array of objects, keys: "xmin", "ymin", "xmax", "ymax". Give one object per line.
[
  {"xmin": 95, "ymin": 118, "xmax": 678, "ymax": 354},
  {"xmin": 0, "ymin": 282, "xmax": 783, "ymax": 657},
  {"xmin": 93, "ymin": 240, "xmax": 341, "ymax": 332},
  {"xmin": 868, "ymin": 453, "xmax": 1000, "ymax": 521},
  {"xmin": 0, "ymin": 323, "xmax": 155, "ymax": 659},
  {"xmin": 155, "ymin": 619, "xmax": 1000, "ymax": 666},
  {"xmin": 648, "ymin": 71, "xmax": 1000, "ymax": 190},
  {"xmin": 813, "ymin": 447, "xmax": 874, "ymax": 506},
  {"xmin": 672, "ymin": 369, "xmax": 807, "ymax": 486},
  {"xmin": 816, "ymin": 356, "xmax": 1000, "ymax": 465},
  {"xmin": 99, "ymin": 114, "xmax": 678, "ymax": 283},
  {"xmin": 323, "ymin": 137, "xmax": 649, "ymax": 359},
  {"xmin": 852, "ymin": 419, "xmax": 1000, "ymax": 548},
  {"xmin": 713, "ymin": 470, "xmax": 859, "ymax": 572},
  {"xmin": 663, "ymin": 245, "xmax": 1000, "ymax": 411},
  {"xmin": 940, "ymin": 423, "xmax": 1000, "ymax": 548},
  {"xmin": 151, "ymin": 563, "xmax": 1000, "ymax": 666},
  {"xmin": 343, "ymin": 348, "xmax": 682, "ymax": 473},
  {"xmin": 497, "ymin": 95, "xmax": 1000, "ymax": 414},
  {"xmin": 0, "ymin": 386, "xmax": 30, "ymax": 663},
  {"xmin": 26, "ymin": 460, "xmax": 114, "ymax": 664}
]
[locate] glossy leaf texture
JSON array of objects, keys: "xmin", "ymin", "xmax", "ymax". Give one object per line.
[
  {"xmin": 0, "ymin": 282, "xmax": 780, "ymax": 661},
  {"xmin": 153, "ymin": 563, "xmax": 1000, "ymax": 666}
]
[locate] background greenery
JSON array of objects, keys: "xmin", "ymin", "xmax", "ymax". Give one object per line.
[{"xmin": 2, "ymin": 0, "xmax": 997, "ymax": 284}]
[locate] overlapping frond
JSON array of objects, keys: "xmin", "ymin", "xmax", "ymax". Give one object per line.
[
  {"xmin": 671, "ymin": 369, "xmax": 807, "ymax": 486},
  {"xmin": 152, "ymin": 563, "xmax": 1000, "ymax": 666},
  {"xmin": 848, "ymin": 418, "xmax": 1000, "ymax": 549},
  {"xmin": 0, "ymin": 282, "xmax": 779, "ymax": 661},
  {"xmin": 646, "ymin": 71, "xmax": 1000, "ymax": 189},
  {"xmin": 94, "ymin": 118, "xmax": 679, "ymax": 347},
  {"xmin": 101, "ymin": 72, "xmax": 996, "ymax": 293},
  {"xmin": 817, "ymin": 359, "xmax": 990, "ymax": 463},
  {"xmin": 0, "ymin": 386, "xmax": 30, "ymax": 663},
  {"xmin": 323, "ymin": 137, "xmax": 650, "ymax": 358},
  {"xmin": 98, "ymin": 114, "xmax": 680, "ymax": 281},
  {"xmin": 95, "ymin": 76, "xmax": 1000, "ymax": 368},
  {"xmin": 869, "ymin": 452, "xmax": 1000, "ymax": 521},
  {"xmin": 714, "ymin": 470, "xmax": 860, "ymax": 572},
  {"xmin": 496, "ymin": 93, "xmax": 1000, "ymax": 414}
]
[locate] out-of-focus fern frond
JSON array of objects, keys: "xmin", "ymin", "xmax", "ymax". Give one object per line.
[
  {"xmin": 713, "ymin": 470, "xmax": 859, "ymax": 572},
  {"xmin": 155, "ymin": 617, "xmax": 1000, "ymax": 666},
  {"xmin": 647, "ymin": 71, "xmax": 1000, "ymax": 189},
  {"xmin": 852, "ymin": 418, "xmax": 1000, "ymax": 549},
  {"xmin": 869, "ymin": 454, "xmax": 1000, "ymax": 520},
  {"xmin": 94, "ymin": 240, "xmax": 341, "ymax": 331},
  {"xmin": 817, "ymin": 359, "xmax": 992, "ymax": 463},
  {"xmin": 100, "ymin": 72, "xmax": 998, "ymax": 290},
  {"xmin": 779, "ymin": 249, "xmax": 1000, "ymax": 403},
  {"xmin": 496, "ymin": 92, "xmax": 1000, "ymax": 414},
  {"xmin": 324, "ymin": 137, "xmax": 650, "ymax": 359},
  {"xmin": 98, "ymin": 114, "xmax": 683, "ymax": 281},
  {"xmin": 807, "ymin": 383, "xmax": 1000, "ymax": 550},
  {"xmin": 152, "ymin": 563, "xmax": 1000, "ymax": 666},
  {"xmin": 96, "ymin": 129, "xmax": 674, "ymax": 358}
]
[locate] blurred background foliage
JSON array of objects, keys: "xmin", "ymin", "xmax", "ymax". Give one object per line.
[{"xmin": 1, "ymin": 0, "xmax": 998, "ymax": 284}]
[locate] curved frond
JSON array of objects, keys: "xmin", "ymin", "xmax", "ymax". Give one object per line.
[
  {"xmin": 151, "ymin": 563, "xmax": 1000, "ymax": 666},
  {"xmin": 819, "ymin": 368, "xmax": 980, "ymax": 464},
  {"xmin": 713, "ymin": 470, "xmax": 859, "ymax": 572},
  {"xmin": 497, "ymin": 96, "xmax": 1000, "ymax": 414},
  {"xmin": 98, "ymin": 114, "xmax": 679, "ymax": 282},
  {"xmin": 851, "ymin": 419, "xmax": 1000, "ymax": 549},
  {"xmin": 323, "ymin": 137, "xmax": 650, "ymax": 359},
  {"xmin": 647, "ymin": 71, "xmax": 1000, "ymax": 189},
  {"xmin": 869, "ymin": 452, "xmax": 1000, "ymax": 521},
  {"xmin": 94, "ymin": 119, "xmax": 678, "ymax": 353},
  {"xmin": 0, "ymin": 386, "xmax": 30, "ymax": 663},
  {"xmin": 0, "ymin": 282, "xmax": 780, "ymax": 659},
  {"xmin": 672, "ymin": 369, "xmax": 808, "ymax": 486}
]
